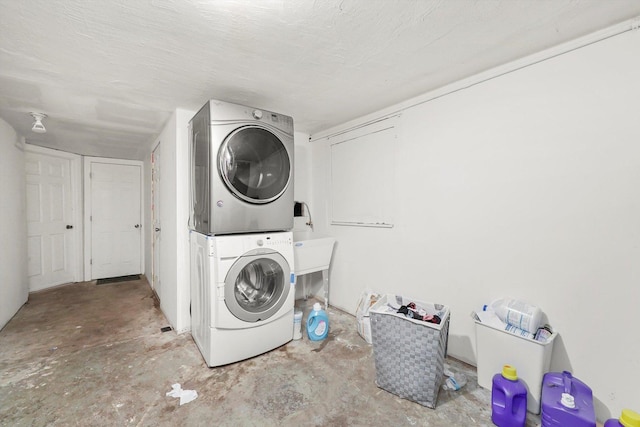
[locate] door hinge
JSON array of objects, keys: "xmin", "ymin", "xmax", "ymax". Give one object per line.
[
  {"xmin": 90, "ymin": 259, "xmax": 92, "ymax": 265},
  {"xmin": 90, "ymin": 215, "xmax": 92, "ymax": 221}
]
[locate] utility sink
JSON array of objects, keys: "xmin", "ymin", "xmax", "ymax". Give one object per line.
[{"xmin": 293, "ymin": 237, "xmax": 336, "ymax": 276}]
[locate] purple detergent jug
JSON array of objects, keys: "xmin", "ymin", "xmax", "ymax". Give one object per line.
[
  {"xmin": 604, "ymin": 409, "xmax": 640, "ymax": 427},
  {"xmin": 540, "ymin": 371, "xmax": 596, "ymax": 427},
  {"xmin": 492, "ymin": 365, "xmax": 528, "ymax": 427}
]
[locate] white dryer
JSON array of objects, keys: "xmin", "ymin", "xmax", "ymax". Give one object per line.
[
  {"xmin": 189, "ymin": 99, "xmax": 294, "ymax": 235},
  {"xmin": 190, "ymin": 230, "xmax": 295, "ymax": 367}
]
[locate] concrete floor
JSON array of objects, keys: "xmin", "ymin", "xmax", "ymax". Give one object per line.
[{"xmin": 0, "ymin": 278, "xmax": 544, "ymax": 426}]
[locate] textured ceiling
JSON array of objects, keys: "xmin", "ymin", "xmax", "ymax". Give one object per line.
[{"xmin": 1, "ymin": 0, "xmax": 640, "ymax": 160}]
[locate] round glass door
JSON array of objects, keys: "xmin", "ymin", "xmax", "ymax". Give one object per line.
[
  {"xmin": 218, "ymin": 125, "xmax": 291, "ymax": 204},
  {"xmin": 224, "ymin": 251, "xmax": 290, "ymax": 322}
]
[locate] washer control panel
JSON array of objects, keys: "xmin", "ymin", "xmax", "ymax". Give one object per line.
[
  {"xmin": 256, "ymin": 234, "xmax": 292, "ymax": 248},
  {"xmin": 213, "ymin": 232, "xmax": 293, "ymax": 258}
]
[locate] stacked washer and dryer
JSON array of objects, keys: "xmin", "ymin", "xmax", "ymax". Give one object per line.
[{"xmin": 188, "ymin": 99, "xmax": 295, "ymax": 367}]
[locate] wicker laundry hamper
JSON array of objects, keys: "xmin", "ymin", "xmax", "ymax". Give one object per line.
[{"xmin": 369, "ymin": 294, "xmax": 450, "ymax": 408}]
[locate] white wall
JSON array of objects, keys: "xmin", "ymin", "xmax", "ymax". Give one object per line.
[
  {"xmin": 144, "ymin": 108, "xmax": 194, "ymax": 333},
  {"xmin": 292, "ymin": 131, "xmax": 315, "ymax": 299},
  {"xmin": 143, "ymin": 148, "xmax": 153, "ymax": 289},
  {"xmin": 292, "ymin": 131, "xmax": 312, "ymax": 237},
  {"xmin": 173, "ymin": 108, "xmax": 193, "ymax": 333},
  {"xmin": 308, "ymin": 28, "xmax": 640, "ymax": 420},
  {"xmin": 0, "ymin": 118, "xmax": 28, "ymax": 329}
]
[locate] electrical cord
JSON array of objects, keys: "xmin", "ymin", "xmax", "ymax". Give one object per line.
[{"xmin": 302, "ymin": 201, "xmax": 313, "ymax": 230}]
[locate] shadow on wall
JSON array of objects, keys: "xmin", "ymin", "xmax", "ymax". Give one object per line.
[
  {"xmin": 294, "ymin": 270, "xmax": 325, "ymax": 301},
  {"xmin": 548, "ymin": 334, "xmax": 573, "ymax": 374},
  {"xmin": 447, "ymin": 334, "xmax": 475, "ymax": 366}
]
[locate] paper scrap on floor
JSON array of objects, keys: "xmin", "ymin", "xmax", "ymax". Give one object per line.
[{"xmin": 166, "ymin": 383, "xmax": 198, "ymax": 405}]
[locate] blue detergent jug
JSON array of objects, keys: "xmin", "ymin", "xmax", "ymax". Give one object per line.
[{"xmin": 307, "ymin": 303, "xmax": 329, "ymax": 341}]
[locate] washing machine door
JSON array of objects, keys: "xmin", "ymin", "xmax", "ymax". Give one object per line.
[
  {"xmin": 224, "ymin": 248, "xmax": 291, "ymax": 322},
  {"xmin": 218, "ymin": 125, "xmax": 291, "ymax": 204}
]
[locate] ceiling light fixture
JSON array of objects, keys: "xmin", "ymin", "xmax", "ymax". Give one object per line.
[{"xmin": 30, "ymin": 112, "xmax": 47, "ymax": 133}]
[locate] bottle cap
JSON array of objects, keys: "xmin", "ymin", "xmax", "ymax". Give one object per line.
[
  {"xmin": 313, "ymin": 302, "xmax": 322, "ymax": 312},
  {"xmin": 620, "ymin": 409, "xmax": 640, "ymax": 427},
  {"xmin": 501, "ymin": 365, "xmax": 518, "ymax": 380},
  {"xmin": 560, "ymin": 393, "xmax": 576, "ymax": 409}
]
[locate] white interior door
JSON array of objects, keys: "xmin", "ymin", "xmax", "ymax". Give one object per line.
[
  {"xmin": 87, "ymin": 160, "xmax": 142, "ymax": 280},
  {"xmin": 25, "ymin": 146, "xmax": 81, "ymax": 291},
  {"xmin": 152, "ymin": 143, "xmax": 161, "ymax": 297}
]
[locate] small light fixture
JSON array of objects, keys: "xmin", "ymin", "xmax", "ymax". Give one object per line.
[{"xmin": 30, "ymin": 112, "xmax": 47, "ymax": 133}]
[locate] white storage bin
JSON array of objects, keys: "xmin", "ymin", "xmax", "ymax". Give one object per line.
[{"xmin": 475, "ymin": 320, "xmax": 556, "ymax": 415}]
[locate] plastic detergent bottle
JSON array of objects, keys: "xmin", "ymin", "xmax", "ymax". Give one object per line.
[
  {"xmin": 293, "ymin": 311, "xmax": 303, "ymax": 340},
  {"xmin": 307, "ymin": 302, "xmax": 329, "ymax": 341},
  {"xmin": 540, "ymin": 371, "xmax": 595, "ymax": 427},
  {"xmin": 492, "ymin": 365, "xmax": 528, "ymax": 427},
  {"xmin": 490, "ymin": 298, "xmax": 542, "ymax": 334},
  {"xmin": 604, "ymin": 409, "xmax": 640, "ymax": 427}
]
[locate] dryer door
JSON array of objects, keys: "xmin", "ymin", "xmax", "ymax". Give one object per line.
[
  {"xmin": 218, "ymin": 125, "xmax": 291, "ymax": 204},
  {"xmin": 224, "ymin": 248, "xmax": 291, "ymax": 322}
]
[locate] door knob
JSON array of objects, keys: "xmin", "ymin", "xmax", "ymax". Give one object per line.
[
  {"xmin": 66, "ymin": 225, "xmax": 73, "ymax": 229},
  {"xmin": 134, "ymin": 224, "xmax": 141, "ymax": 228}
]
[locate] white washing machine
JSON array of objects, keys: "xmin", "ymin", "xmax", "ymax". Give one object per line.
[
  {"xmin": 189, "ymin": 99, "xmax": 294, "ymax": 235},
  {"xmin": 190, "ymin": 230, "xmax": 295, "ymax": 367}
]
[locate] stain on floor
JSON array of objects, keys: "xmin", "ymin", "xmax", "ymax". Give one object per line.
[{"xmin": 0, "ymin": 279, "xmax": 544, "ymax": 426}]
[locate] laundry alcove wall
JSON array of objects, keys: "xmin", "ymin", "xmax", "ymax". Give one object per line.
[{"xmin": 308, "ymin": 23, "xmax": 640, "ymax": 421}]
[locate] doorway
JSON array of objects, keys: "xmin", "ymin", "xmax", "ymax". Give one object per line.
[
  {"xmin": 25, "ymin": 145, "xmax": 82, "ymax": 291},
  {"xmin": 83, "ymin": 157, "xmax": 143, "ymax": 280}
]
